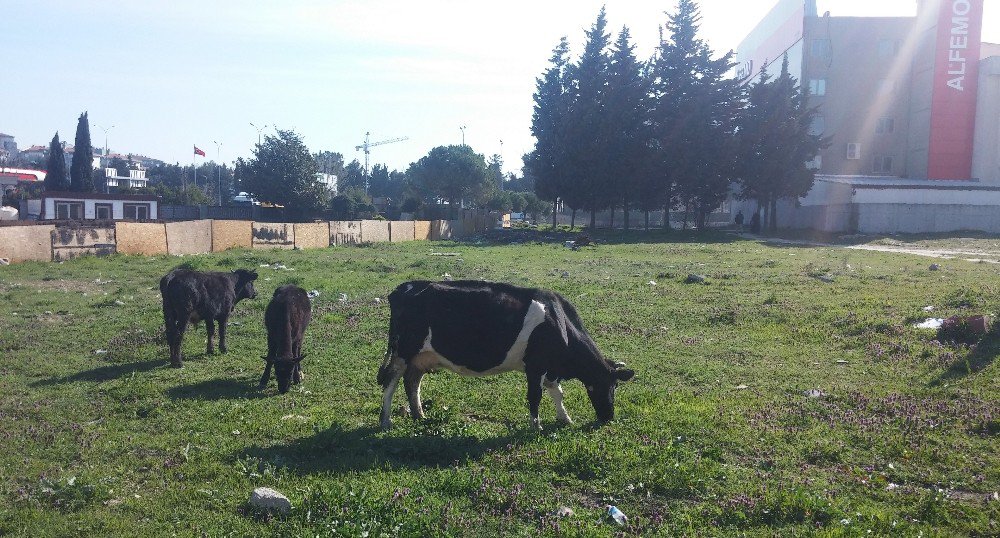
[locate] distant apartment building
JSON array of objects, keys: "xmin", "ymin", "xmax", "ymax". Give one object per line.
[
  {"xmin": 0, "ymin": 133, "xmax": 16, "ymax": 161},
  {"xmin": 731, "ymin": 0, "xmax": 1000, "ymax": 233}
]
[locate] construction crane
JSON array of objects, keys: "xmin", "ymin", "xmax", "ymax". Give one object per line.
[{"xmin": 354, "ymin": 131, "xmax": 408, "ymax": 180}]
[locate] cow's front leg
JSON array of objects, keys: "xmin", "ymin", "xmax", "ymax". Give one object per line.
[
  {"xmin": 258, "ymin": 361, "xmax": 272, "ymax": 389},
  {"xmin": 205, "ymin": 319, "xmax": 216, "ymax": 355},
  {"xmin": 379, "ymin": 361, "xmax": 405, "ymax": 431},
  {"xmin": 403, "ymin": 366, "xmax": 426, "ymax": 420},
  {"xmin": 526, "ymin": 370, "xmax": 544, "ymax": 430},
  {"xmin": 217, "ymin": 316, "xmax": 229, "ymax": 353},
  {"xmin": 543, "ymin": 378, "xmax": 573, "ymax": 424},
  {"xmin": 292, "ymin": 363, "xmax": 303, "ymax": 385},
  {"xmin": 170, "ymin": 317, "xmax": 188, "ymax": 368}
]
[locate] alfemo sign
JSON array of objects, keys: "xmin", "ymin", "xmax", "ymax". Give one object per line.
[{"xmin": 946, "ymin": 0, "xmax": 973, "ymax": 91}]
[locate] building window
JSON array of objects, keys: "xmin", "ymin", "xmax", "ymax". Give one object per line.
[
  {"xmin": 876, "ymin": 117, "xmax": 895, "ymax": 134},
  {"xmin": 808, "ymin": 78, "xmax": 827, "ymax": 96},
  {"xmin": 873, "ymin": 155, "xmax": 893, "ymax": 174},
  {"xmin": 877, "ymin": 39, "xmax": 898, "ymax": 58},
  {"xmin": 95, "ymin": 203, "xmax": 113, "ymax": 220},
  {"xmin": 124, "ymin": 203, "xmax": 150, "ymax": 220},
  {"xmin": 811, "ymin": 38, "xmax": 832, "ymax": 57},
  {"xmin": 847, "ymin": 143, "xmax": 862, "ymax": 160},
  {"xmin": 809, "ymin": 115, "xmax": 826, "ymax": 136},
  {"xmin": 55, "ymin": 201, "xmax": 83, "ymax": 220}
]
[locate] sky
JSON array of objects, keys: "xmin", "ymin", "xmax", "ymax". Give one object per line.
[{"xmin": 3, "ymin": 1, "xmax": 998, "ymax": 175}]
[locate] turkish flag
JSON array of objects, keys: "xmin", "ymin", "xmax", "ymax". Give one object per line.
[{"xmin": 194, "ymin": 145, "xmax": 206, "ymax": 157}]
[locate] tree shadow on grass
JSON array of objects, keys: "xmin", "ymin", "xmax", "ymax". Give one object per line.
[
  {"xmin": 237, "ymin": 420, "xmax": 530, "ymax": 475},
  {"xmin": 166, "ymin": 377, "xmax": 268, "ymax": 401},
  {"xmin": 928, "ymin": 328, "xmax": 1000, "ymax": 387},
  {"xmin": 30, "ymin": 358, "xmax": 167, "ymax": 387}
]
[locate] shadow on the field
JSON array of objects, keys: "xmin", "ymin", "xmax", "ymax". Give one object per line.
[
  {"xmin": 928, "ymin": 328, "xmax": 1000, "ymax": 387},
  {"xmin": 30, "ymin": 358, "xmax": 166, "ymax": 387},
  {"xmin": 237, "ymin": 421, "xmax": 532, "ymax": 475},
  {"xmin": 166, "ymin": 377, "xmax": 267, "ymax": 401}
]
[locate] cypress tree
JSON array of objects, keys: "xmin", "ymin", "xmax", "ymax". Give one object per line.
[
  {"xmin": 528, "ymin": 37, "xmax": 572, "ymax": 229},
  {"xmin": 44, "ymin": 133, "xmax": 69, "ymax": 191},
  {"xmin": 70, "ymin": 111, "xmax": 96, "ymax": 192}
]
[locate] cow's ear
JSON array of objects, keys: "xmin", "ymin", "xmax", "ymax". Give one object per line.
[
  {"xmin": 612, "ymin": 361, "xmax": 627, "ymax": 369},
  {"xmin": 261, "ymin": 355, "xmax": 270, "ymax": 362},
  {"xmin": 249, "ymin": 271, "xmax": 259, "ymax": 281},
  {"xmin": 295, "ymin": 354, "xmax": 306, "ymax": 363},
  {"xmin": 615, "ymin": 368, "xmax": 635, "ymax": 382}
]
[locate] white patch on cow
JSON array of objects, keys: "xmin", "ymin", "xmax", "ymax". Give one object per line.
[
  {"xmin": 415, "ymin": 300, "xmax": 547, "ymax": 377},
  {"xmin": 379, "ymin": 357, "xmax": 406, "ymax": 430},
  {"xmin": 405, "ymin": 283, "xmax": 413, "ymax": 293}
]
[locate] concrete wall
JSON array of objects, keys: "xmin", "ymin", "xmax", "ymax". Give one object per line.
[
  {"xmin": 252, "ymin": 222, "xmax": 294, "ymax": 249},
  {"xmin": 390, "ymin": 220, "xmax": 415, "ymax": 242},
  {"xmin": 165, "ymin": 220, "xmax": 212, "ymax": 256},
  {"xmin": 857, "ymin": 204, "xmax": 1000, "ymax": 234},
  {"xmin": 294, "ymin": 222, "xmax": 330, "ymax": 250},
  {"xmin": 0, "ymin": 224, "xmax": 55, "ymax": 262},
  {"xmin": 212, "ymin": 220, "xmax": 252, "ymax": 252},
  {"xmin": 51, "ymin": 226, "xmax": 116, "ymax": 261},
  {"xmin": 115, "ymin": 222, "xmax": 167, "ymax": 255},
  {"xmin": 973, "ymin": 56, "xmax": 1000, "ymax": 184},
  {"xmin": 360, "ymin": 219, "xmax": 390, "ymax": 243},
  {"xmin": 414, "ymin": 220, "xmax": 431, "ymax": 241},
  {"xmin": 330, "ymin": 220, "xmax": 361, "ymax": 245}
]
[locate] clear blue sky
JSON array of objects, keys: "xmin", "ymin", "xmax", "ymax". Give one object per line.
[{"xmin": 4, "ymin": 1, "xmax": 997, "ymax": 174}]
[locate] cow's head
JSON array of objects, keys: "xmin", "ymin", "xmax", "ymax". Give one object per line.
[
  {"xmin": 232, "ymin": 269, "xmax": 258, "ymax": 301},
  {"xmin": 274, "ymin": 355, "xmax": 304, "ymax": 394},
  {"xmin": 585, "ymin": 361, "xmax": 635, "ymax": 422}
]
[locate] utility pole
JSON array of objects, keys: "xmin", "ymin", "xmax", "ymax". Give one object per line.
[{"xmin": 213, "ymin": 141, "xmax": 222, "ymax": 206}]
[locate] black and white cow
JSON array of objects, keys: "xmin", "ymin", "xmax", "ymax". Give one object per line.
[{"xmin": 377, "ymin": 280, "xmax": 634, "ymax": 430}]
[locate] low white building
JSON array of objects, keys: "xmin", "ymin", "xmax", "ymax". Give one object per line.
[{"xmin": 41, "ymin": 192, "xmax": 158, "ymax": 220}]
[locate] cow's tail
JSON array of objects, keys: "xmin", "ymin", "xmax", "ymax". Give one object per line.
[{"xmin": 376, "ymin": 334, "xmax": 398, "ymax": 387}]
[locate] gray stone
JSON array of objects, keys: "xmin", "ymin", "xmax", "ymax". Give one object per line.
[
  {"xmin": 249, "ymin": 487, "xmax": 291, "ymax": 513},
  {"xmin": 685, "ymin": 274, "xmax": 706, "ymax": 284},
  {"xmin": 929, "ymin": 263, "xmax": 941, "ymax": 271}
]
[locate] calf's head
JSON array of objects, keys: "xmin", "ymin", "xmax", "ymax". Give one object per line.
[
  {"xmin": 274, "ymin": 355, "xmax": 304, "ymax": 394},
  {"xmin": 585, "ymin": 361, "xmax": 635, "ymax": 422},
  {"xmin": 232, "ymin": 269, "xmax": 259, "ymax": 301}
]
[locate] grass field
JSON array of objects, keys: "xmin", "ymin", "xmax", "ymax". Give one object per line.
[{"xmin": 1, "ymin": 229, "xmax": 999, "ymax": 536}]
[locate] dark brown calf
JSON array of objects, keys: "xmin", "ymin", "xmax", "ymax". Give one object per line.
[
  {"xmin": 160, "ymin": 268, "xmax": 258, "ymax": 367},
  {"xmin": 260, "ymin": 285, "xmax": 311, "ymax": 393}
]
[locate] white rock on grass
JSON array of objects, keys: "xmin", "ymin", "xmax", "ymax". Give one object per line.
[{"xmin": 250, "ymin": 487, "xmax": 291, "ymax": 513}]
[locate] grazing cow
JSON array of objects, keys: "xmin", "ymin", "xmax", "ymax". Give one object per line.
[
  {"xmin": 160, "ymin": 268, "xmax": 258, "ymax": 368},
  {"xmin": 259, "ymin": 285, "xmax": 311, "ymax": 393},
  {"xmin": 377, "ymin": 280, "xmax": 634, "ymax": 430}
]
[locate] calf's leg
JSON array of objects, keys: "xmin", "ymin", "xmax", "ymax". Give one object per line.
[
  {"xmin": 526, "ymin": 369, "xmax": 545, "ymax": 430},
  {"xmin": 170, "ymin": 316, "xmax": 189, "ymax": 368},
  {"xmin": 292, "ymin": 363, "xmax": 303, "ymax": 384},
  {"xmin": 543, "ymin": 378, "xmax": 573, "ymax": 424},
  {"xmin": 218, "ymin": 316, "xmax": 229, "ymax": 353},
  {"xmin": 403, "ymin": 366, "xmax": 426, "ymax": 420},
  {"xmin": 379, "ymin": 357, "xmax": 406, "ymax": 430},
  {"xmin": 258, "ymin": 361, "xmax": 272, "ymax": 389},
  {"xmin": 205, "ymin": 319, "xmax": 216, "ymax": 355}
]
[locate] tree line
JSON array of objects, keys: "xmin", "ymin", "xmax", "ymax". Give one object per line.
[{"xmin": 527, "ymin": 0, "xmax": 825, "ymax": 232}]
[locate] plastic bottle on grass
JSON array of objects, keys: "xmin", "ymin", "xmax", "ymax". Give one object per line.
[{"xmin": 607, "ymin": 505, "xmax": 627, "ymax": 526}]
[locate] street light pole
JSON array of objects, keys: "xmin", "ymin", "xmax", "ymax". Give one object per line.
[
  {"xmin": 250, "ymin": 122, "xmax": 268, "ymax": 145},
  {"xmin": 95, "ymin": 124, "xmax": 114, "ymax": 193},
  {"xmin": 460, "ymin": 125, "xmax": 467, "ymax": 146},
  {"xmin": 213, "ymin": 140, "xmax": 222, "ymax": 206}
]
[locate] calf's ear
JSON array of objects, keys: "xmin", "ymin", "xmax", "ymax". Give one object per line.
[
  {"xmin": 295, "ymin": 354, "xmax": 307, "ymax": 363},
  {"xmin": 615, "ymin": 368, "xmax": 635, "ymax": 382}
]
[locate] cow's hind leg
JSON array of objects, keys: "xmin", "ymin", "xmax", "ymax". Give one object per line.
[
  {"xmin": 526, "ymin": 369, "xmax": 545, "ymax": 430},
  {"xmin": 205, "ymin": 319, "xmax": 216, "ymax": 355},
  {"xmin": 403, "ymin": 365, "xmax": 426, "ymax": 420},
  {"xmin": 379, "ymin": 356, "xmax": 406, "ymax": 431},
  {"xmin": 543, "ymin": 377, "xmax": 573, "ymax": 424},
  {"xmin": 169, "ymin": 311, "xmax": 189, "ymax": 368}
]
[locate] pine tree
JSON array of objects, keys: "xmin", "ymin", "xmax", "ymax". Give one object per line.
[
  {"xmin": 70, "ymin": 112, "xmax": 96, "ymax": 192},
  {"xmin": 604, "ymin": 26, "xmax": 650, "ymax": 230},
  {"xmin": 528, "ymin": 37, "xmax": 572, "ymax": 229},
  {"xmin": 567, "ymin": 7, "xmax": 612, "ymax": 229},
  {"xmin": 736, "ymin": 55, "xmax": 826, "ymax": 231},
  {"xmin": 43, "ymin": 133, "xmax": 69, "ymax": 191},
  {"xmin": 650, "ymin": 0, "xmax": 739, "ymax": 229}
]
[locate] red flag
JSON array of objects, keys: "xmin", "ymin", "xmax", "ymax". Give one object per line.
[{"xmin": 194, "ymin": 145, "xmax": 206, "ymax": 157}]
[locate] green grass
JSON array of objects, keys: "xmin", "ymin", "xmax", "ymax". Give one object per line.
[{"xmin": 1, "ymin": 230, "xmax": 999, "ymax": 536}]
